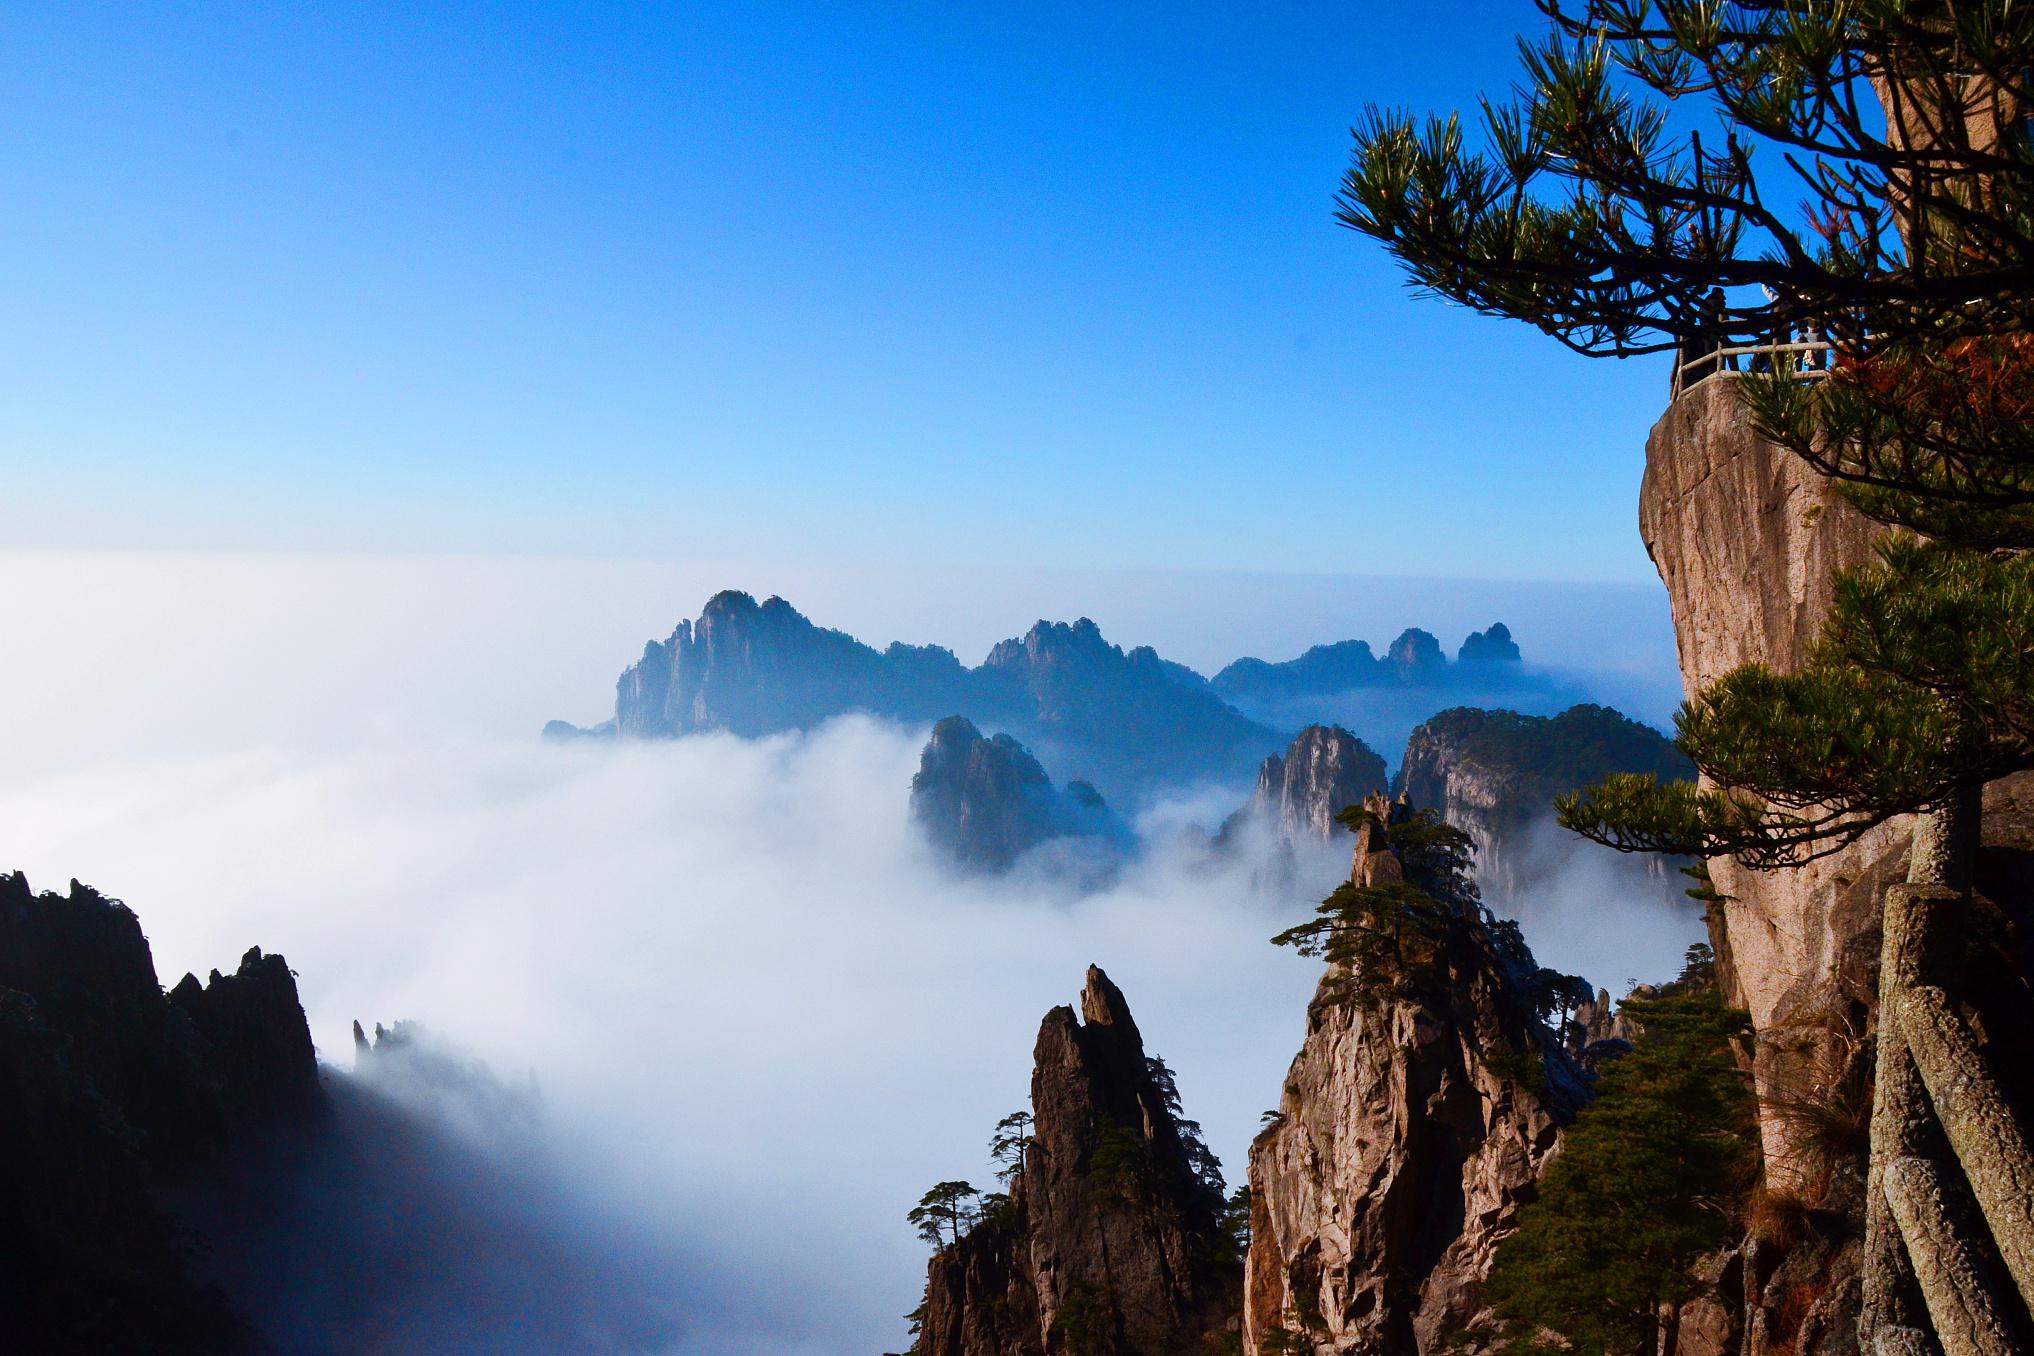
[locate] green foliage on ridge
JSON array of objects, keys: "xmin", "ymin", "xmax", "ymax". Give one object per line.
[{"xmin": 1477, "ymin": 950, "xmax": 1756, "ymax": 1356}]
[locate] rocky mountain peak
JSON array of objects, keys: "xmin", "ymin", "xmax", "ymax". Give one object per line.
[
  {"xmin": 983, "ymin": 617, "xmax": 1112, "ymax": 672},
  {"xmin": 699, "ymin": 588, "xmax": 761, "ymax": 620},
  {"xmin": 167, "ymin": 944, "xmax": 322, "ymax": 1126},
  {"xmin": 1221, "ymin": 725, "xmax": 1391, "ymax": 850},
  {"xmin": 1385, "ymin": 626, "xmax": 1447, "ymax": 677},
  {"xmin": 1246, "ymin": 795, "xmax": 1583, "ymax": 1354},
  {"xmin": 1347, "ymin": 789, "xmax": 1414, "ymax": 887},
  {"xmin": 910, "ymin": 717, "xmax": 1123, "ymax": 872},
  {"xmin": 1396, "ymin": 703, "xmax": 1692, "ymax": 905},
  {"xmin": 911, "ymin": 967, "xmax": 1239, "ymax": 1356},
  {"xmin": 1457, "ymin": 622, "xmax": 1521, "ymax": 666},
  {"xmin": 1076, "ymin": 962, "xmax": 1135, "ymax": 1034}
]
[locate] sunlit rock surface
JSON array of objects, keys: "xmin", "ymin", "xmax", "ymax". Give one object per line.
[
  {"xmin": 1220, "ymin": 724, "xmax": 1389, "ymax": 848},
  {"xmin": 1395, "ymin": 703, "xmax": 1692, "ymax": 906},
  {"xmin": 1641, "ymin": 377, "xmax": 2034, "ymax": 1169},
  {"xmin": 1243, "ymin": 796, "xmax": 1583, "ymax": 1355}
]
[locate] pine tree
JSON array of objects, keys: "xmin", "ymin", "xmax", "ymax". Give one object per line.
[
  {"xmin": 988, "ymin": 1110, "xmax": 1033, "ymax": 1186},
  {"xmin": 907, "ymin": 1181, "xmax": 981, "ymax": 1250},
  {"xmin": 1338, "ymin": 1, "xmax": 2034, "ymax": 877},
  {"xmin": 1481, "ymin": 953, "xmax": 1756, "ymax": 1356}
]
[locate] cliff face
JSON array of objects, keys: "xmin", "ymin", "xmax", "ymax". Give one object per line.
[
  {"xmin": 1223, "ymin": 725, "xmax": 1390, "ymax": 847},
  {"xmin": 1395, "ymin": 704, "xmax": 1693, "ymax": 905},
  {"xmin": 1244, "ymin": 796, "xmax": 1583, "ymax": 1355},
  {"xmin": 1640, "ymin": 377, "xmax": 1894, "ymax": 1066},
  {"xmin": 911, "ymin": 716, "xmax": 1123, "ymax": 871},
  {"xmin": 914, "ymin": 967, "xmax": 1240, "ymax": 1356},
  {"xmin": 1639, "ymin": 378, "xmax": 2034, "ymax": 1174}
]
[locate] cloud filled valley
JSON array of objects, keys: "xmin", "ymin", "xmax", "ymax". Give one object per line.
[
  {"xmin": 0, "ymin": 551, "xmax": 1706, "ymax": 1354},
  {"xmin": 0, "ymin": 714, "xmax": 1704, "ymax": 1354}
]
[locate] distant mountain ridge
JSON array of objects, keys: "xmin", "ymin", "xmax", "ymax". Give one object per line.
[
  {"xmin": 549, "ymin": 590, "xmax": 1275, "ymax": 798},
  {"xmin": 548, "ymin": 592, "xmax": 1546, "ymax": 801},
  {"xmin": 1209, "ymin": 622, "xmax": 1521, "ymax": 704}
]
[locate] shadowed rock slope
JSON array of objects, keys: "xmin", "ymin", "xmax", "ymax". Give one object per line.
[
  {"xmin": 910, "ymin": 717, "xmax": 1123, "ymax": 871},
  {"xmin": 1244, "ymin": 795, "xmax": 1586, "ymax": 1355},
  {"xmin": 913, "ymin": 967, "xmax": 1241, "ymax": 1356},
  {"xmin": 0, "ymin": 872, "xmax": 321, "ymax": 1354}
]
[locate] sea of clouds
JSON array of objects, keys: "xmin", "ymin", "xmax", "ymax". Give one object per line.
[
  {"xmin": 0, "ymin": 550, "xmax": 1700, "ymax": 1354},
  {"xmin": 0, "ymin": 722, "xmax": 1702, "ymax": 1354}
]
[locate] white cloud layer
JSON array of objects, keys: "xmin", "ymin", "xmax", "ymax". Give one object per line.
[
  {"xmin": 0, "ymin": 723, "xmax": 1338, "ymax": 1353},
  {"xmin": 0, "ymin": 551, "xmax": 1698, "ymax": 1353}
]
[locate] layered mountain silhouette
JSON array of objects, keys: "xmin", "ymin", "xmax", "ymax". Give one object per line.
[
  {"xmin": 1209, "ymin": 622, "xmax": 1520, "ymax": 705},
  {"xmin": 547, "ymin": 592, "xmax": 1544, "ymax": 802}
]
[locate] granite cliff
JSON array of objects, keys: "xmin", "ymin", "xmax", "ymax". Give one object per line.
[
  {"xmin": 1243, "ymin": 794, "xmax": 1586, "ymax": 1354},
  {"xmin": 1641, "ymin": 377, "xmax": 2034, "ymax": 1172},
  {"xmin": 1637, "ymin": 375, "xmax": 2034, "ymax": 1353},
  {"xmin": 911, "ymin": 966, "xmax": 1242, "ymax": 1356},
  {"xmin": 911, "ymin": 716, "xmax": 1125, "ymax": 871},
  {"xmin": 1220, "ymin": 724, "xmax": 1390, "ymax": 848},
  {"xmin": 1395, "ymin": 703, "xmax": 1693, "ymax": 906}
]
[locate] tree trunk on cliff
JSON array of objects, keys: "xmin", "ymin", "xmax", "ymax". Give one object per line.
[
  {"xmin": 1862, "ymin": 788, "xmax": 2034, "ymax": 1354},
  {"xmin": 1863, "ymin": 877, "xmax": 1944, "ymax": 1351},
  {"xmin": 1655, "ymin": 1298, "xmax": 1678, "ymax": 1356},
  {"xmin": 1908, "ymin": 787, "xmax": 1980, "ymax": 893}
]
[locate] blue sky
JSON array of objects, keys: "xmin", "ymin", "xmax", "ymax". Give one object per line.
[{"xmin": 1, "ymin": 2, "xmax": 1671, "ymax": 581}]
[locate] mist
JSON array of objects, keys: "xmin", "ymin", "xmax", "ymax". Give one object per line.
[
  {"xmin": 0, "ymin": 724, "xmax": 1318, "ymax": 1352},
  {"xmin": 0, "ymin": 550, "xmax": 1700, "ymax": 1354},
  {"xmin": 0, "ymin": 724, "xmax": 1700, "ymax": 1353}
]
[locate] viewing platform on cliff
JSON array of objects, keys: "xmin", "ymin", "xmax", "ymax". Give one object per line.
[{"xmin": 1670, "ymin": 333, "xmax": 1837, "ymax": 400}]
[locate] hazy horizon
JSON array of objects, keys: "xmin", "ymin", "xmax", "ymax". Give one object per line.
[{"xmin": 0, "ymin": 549, "xmax": 1683, "ymax": 782}]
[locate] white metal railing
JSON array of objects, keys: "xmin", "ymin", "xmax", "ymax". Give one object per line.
[{"xmin": 1672, "ymin": 335, "xmax": 1838, "ymax": 398}]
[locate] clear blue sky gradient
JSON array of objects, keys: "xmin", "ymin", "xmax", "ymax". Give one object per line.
[{"xmin": 1, "ymin": 2, "xmax": 1674, "ymax": 580}]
